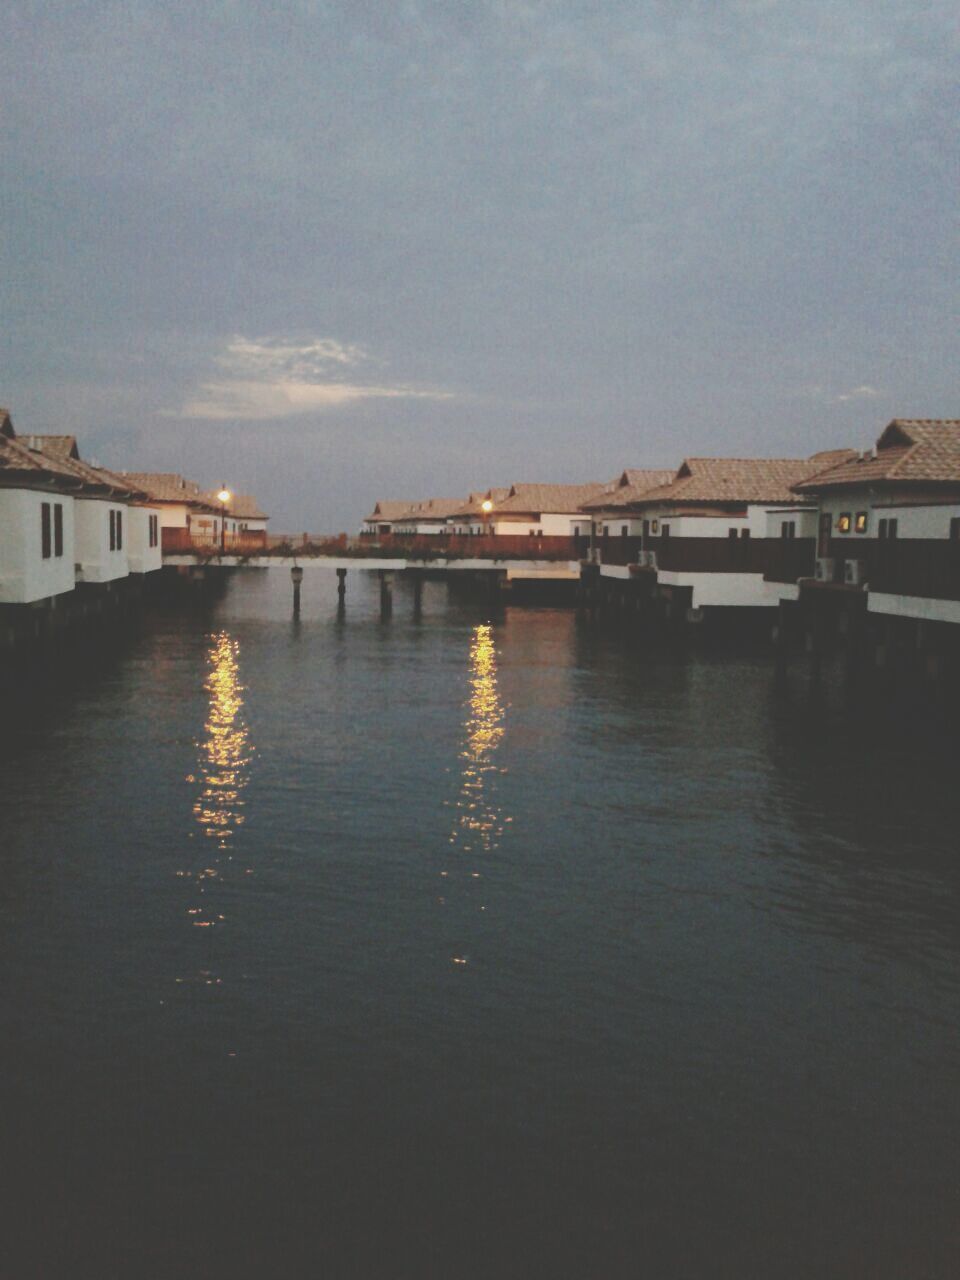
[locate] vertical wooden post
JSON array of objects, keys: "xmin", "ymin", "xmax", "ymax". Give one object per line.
[
  {"xmin": 337, "ymin": 567, "xmax": 347, "ymax": 608},
  {"xmin": 411, "ymin": 572, "xmax": 423, "ymax": 617},
  {"xmin": 380, "ymin": 570, "xmax": 393, "ymax": 619},
  {"xmin": 291, "ymin": 564, "xmax": 303, "ymax": 618}
]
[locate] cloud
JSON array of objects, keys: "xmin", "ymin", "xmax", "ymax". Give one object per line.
[
  {"xmin": 836, "ymin": 385, "xmax": 883, "ymax": 402},
  {"xmin": 169, "ymin": 336, "xmax": 454, "ymax": 421}
]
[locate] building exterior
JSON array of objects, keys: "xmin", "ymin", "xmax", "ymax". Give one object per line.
[
  {"xmin": 579, "ymin": 469, "xmax": 676, "ymax": 558},
  {"xmin": 361, "ymin": 500, "xmax": 417, "ymax": 538},
  {"xmin": 792, "ymin": 420, "xmax": 960, "ymax": 624},
  {"xmin": 120, "ymin": 473, "xmax": 224, "ymax": 549},
  {"xmin": 0, "ymin": 414, "xmax": 81, "ymax": 604},
  {"xmin": 478, "ymin": 483, "xmax": 611, "ymax": 538},
  {"xmin": 391, "ymin": 498, "xmax": 466, "ymax": 536},
  {"xmin": 594, "ymin": 452, "xmax": 854, "ymax": 616}
]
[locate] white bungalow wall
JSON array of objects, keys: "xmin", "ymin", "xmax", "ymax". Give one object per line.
[
  {"xmin": 74, "ymin": 498, "xmax": 129, "ymax": 583},
  {"xmin": 0, "ymin": 488, "xmax": 76, "ymax": 604},
  {"xmin": 127, "ymin": 506, "xmax": 163, "ymax": 574},
  {"xmin": 819, "ymin": 492, "xmax": 960, "ymax": 541},
  {"xmin": 646, "ymin": 506, "xmax": 814, "ymax": 538}
]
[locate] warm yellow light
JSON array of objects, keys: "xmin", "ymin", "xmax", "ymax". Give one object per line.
[
  {"xmin": 218, "ymin": 488, "xmax": 231, "ymax": 504},
  {"xmin": 481, "ymin": 499, "xmax": 493, "ymax": 513}
]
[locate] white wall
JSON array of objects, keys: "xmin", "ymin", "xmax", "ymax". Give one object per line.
[
  {"xmin": 0, "ymin": 488, "xmax": 76, "ymax": 603},
  {"xmin": 657, "ymin": 570, "xmax": 785, "ymax": 608},
  {"xmin": 644, "ymin": 506, "xmax": 814, "ymax": 538},
  {"xmin": 75, "ymin": 498, "xmax": 129, "ymax": 583},
  {"xmin": 820, "ymin": 491, "xmax": 960, "ymax": 540},
  {"xmin": 157, "ymin": 502, "xmax": 194, "ymax": 530},
  {"xmin": 594, "ymin": 516, "xmax": 643, "ymax": 536},
  {"xmin": 127, "ymin": 505, "xmax": 163, "ymax": 574},
  {"xmin": 489, "ymin": 513, "xmax": 580, "ymax": 536}
]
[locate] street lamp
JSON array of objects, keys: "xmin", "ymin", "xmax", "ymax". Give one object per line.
[
  {"xmin": 218, "ymin": 486, "xmax": 231, "ymax": 554},
  {"xmin": 481, "ymin": 498, "xmax": 493, "ymax": 541}
]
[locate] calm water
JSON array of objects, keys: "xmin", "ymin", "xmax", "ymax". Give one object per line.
[{"xmin": 2, "ymin": 569, "xmax": 959, "ymax": 1278}]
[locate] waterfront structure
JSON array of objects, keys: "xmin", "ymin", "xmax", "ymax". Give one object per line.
[
  {"xmin": 25, "ymin": 437, "xmax": 162, "ymax": 584},
  {"xmin": 0, "ymin": 412, "xmax": 81, "ymax": 604},
  {"xmin": 201, "ymin": 490, "xmax": 270, "ymax": 546},
  {"xmin": 361, "ymin": 500, "xmax": 417, "ymax": 537},
  {"xmin": 478, "ymin": 482, "xmax": 612, "ymax": 538},
  {"xmin": 120, "ymin": 473, "xmax": 224, "ymax": 550},
  {"xmin": 446, "ymin": 489, "xmax": 511, "ymax": 536},
  {"xmin": 391, "ymin": 497, "xmax": 466, "ymax": 536},
  {"xmin": 790, "ymin": 420, "xmax": 960, "ymax": 622},
  {"xmin": 579, "ymin": 469, "xmax": 676, "ymax": 556},
  {"xmin": 584, "ymin": 452, "xmax": 855, "ymax": 623},
  {"xmin": 0, "ymin": 409, "xmax": 167, "ymax": 652}
]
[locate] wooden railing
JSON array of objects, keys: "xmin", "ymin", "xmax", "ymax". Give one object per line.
[
  {"xmin": 356, "ymin": 532, "xmax": 583, "ymax": 560},
  {"xmin": 162, "ymin": 528, "xmax": 268, "ymax": 553}
]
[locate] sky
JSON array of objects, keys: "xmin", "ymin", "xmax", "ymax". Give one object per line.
[{"xmin": 2, "ymin": 0, "xmax": 957, "ymax": 531}]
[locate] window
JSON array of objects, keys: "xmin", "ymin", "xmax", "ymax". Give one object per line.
[
  {"xmin": 854, "ymin": 511, "xmax": 868, "ymax": 534},
  {"xmin": 116, "ymin": 510, "xmax": 123, "ymax": 550},
  {"xmin": 837, "ymin": 513, "xmax": 852, "ymax": 533},
  {"xmin": 109, "ymin": 509, "xmax": 116, "ymax": 551},
  {"xmin": 651, "ymin": 519, "xmax": 659, "ymax": 534},
  {"xmin": 950, "ymin": 517, "xmax": 960, "ymax": 541},
  {"xmin": 879, "ymin": 517, "xmax": 899, "ymax": 540},
  {"xmin": 740, "ymin": 528, "xmax": 751, "ymax": 540},
  {"xmin": 621, "ymin": 525, "xmax": 628, "ymax": 538},
  {"xmin": 780, "ymin": 521, "xmax": 796, "ymax": 539},
  {"xmin": 41, "ymin": 502, "xmax": 51, "ymax": 559},
  {"xmin": 54, "ymin": 503, "xmax": 63, "ymax": 557},
  {"xmin": 728, "ymin": 528, "xmax": 738, "ymax": 540},
  {"xmin": 148, "ymin": 514, "xmax": 158, "ymax": 548},
  {"xmin": 661, "ymin": 523, "xmax": 670, "ymax": 539}
]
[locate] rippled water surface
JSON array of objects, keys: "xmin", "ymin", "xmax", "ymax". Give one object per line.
[{"xmin": 2, "ymin": 569, "xmax": 959, "ymax": 1278}]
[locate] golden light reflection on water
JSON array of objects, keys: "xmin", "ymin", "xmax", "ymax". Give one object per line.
[
  {"xmin": 194, "ymin": 631, "xmax": 253, "ymax": 851},
  {"xmin": 449, "ymin": 623, "xmax": 509, "ymax": 859},
  {"xmin": 180, "ymin": 631, "xmax": 254, "ymax": 934}
]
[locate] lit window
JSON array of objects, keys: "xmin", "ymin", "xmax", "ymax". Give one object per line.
[
  {"xmin": 854, "ymin": 511, "xmax": 868, "ymax": 534},
  {"xmin": 651, "ymin": 519, "xmax": 659, "ymax": 534},
  {"xmin": 837, "ymin": 513, "xmax": 852, "ymax": 533}
]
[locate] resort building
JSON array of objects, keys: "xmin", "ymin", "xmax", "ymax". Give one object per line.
[
  {"xmin": 0, "ymin": 412, "xmax": 81, "ymax": 604},
  {"xmin": 590, "ymin": 452, "xmax": 855, "ymax": 619},
  {"xmin": 579, "ymin": 469, "xmax": 676, "ymax": 558},
  {"xmin": 120, "ymin": 473, "xmax": 224, "ymax": 550},
  {"xmin": 792, "ymin": 420, "xmax": 960, "ymax": 624},
  {"xmin": 391, "ymin": 498, "xmax": 466, "ymax": 536},
  {"xmin": 361, "ymin": 500, "xmax": 417, "ymax": 538},
  {"xmin": 478, "ymin": 482, "xmax": 611, "ymax": 539}
]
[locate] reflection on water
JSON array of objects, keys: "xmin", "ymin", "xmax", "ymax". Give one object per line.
[
  {"xmin": 194, "ymin": 631, "xmax": 253, "ymax": 850},
  {"xmin": 182, "ymin": 631, "xmax": 254, "ymax": 929},
  {"xmin": 449, "ymin": 623, "xmax": 509, "ymax": 858}
]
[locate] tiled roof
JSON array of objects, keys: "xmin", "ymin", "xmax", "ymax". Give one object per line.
[
  {"xmin": 19, "ymin": 433, "xmax": 79, "ymax": 459},
  {"xmin": 626, "ymin": 454, "xmax": 857, "ymax": 506},
  {"xmin": 120, "ymin": 472, "xmax": 215, "ymax": 506},
  {"xmin": 200, "ymin": 490, "xmax": 268, "ymax": 519},
  {"xmin": 491, "ymin": 482, "xmax": 610, "ymax": 515},
  {"xmin": 365, "ymin": 500, "xmax": 417, "ymax": 522},
  {"xmin": 395, "ymin": 497, "xmax": 466, "ymax": 522},
  {"xmin": 580, "ymin": 470, "xmax": 676, "ymax": 511},
  {"xmin": 446, "ymin": 488, "xmax": 511, "ymax": 519},
  {"xmin": 21, "ymin": 439, "xmax": 151, "ymax": 500},
  {"xmin": 0, "ymin": 433, "xmax": 88, "ymax": 488},
  {"xmin": 794, "ymin": 421, "xmax": 960, "ymax": 491}
]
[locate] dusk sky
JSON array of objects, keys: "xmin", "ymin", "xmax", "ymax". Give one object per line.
[{"xmin": 3, "ymin": 0, "xmax": 956, "ymax": 530}]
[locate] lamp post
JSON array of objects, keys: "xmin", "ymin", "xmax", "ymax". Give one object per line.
[
  {"xmin": 218, "ymin": 487, "xmax": 231, "ymax": 554},
  {"xmin": 481, "ymin": 498, "xmax": 493, "ymax": 544}
]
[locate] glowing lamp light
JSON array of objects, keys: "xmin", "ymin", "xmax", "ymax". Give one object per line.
[
  {"xmin": 218, "ymin": 488, "xmax": 231, "ymax": 504},
  {"xmin": 481, "ymin": 499, "xmax": 493, "ymax": 513}
]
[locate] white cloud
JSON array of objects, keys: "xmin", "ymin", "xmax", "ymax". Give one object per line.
[
  {"xmin": 169, "ymin": 336, "xmax": 454, "ymax": 421},
  {"xmin": 836, "ymin": 385, "xmax": 883, "ymax": 402}
]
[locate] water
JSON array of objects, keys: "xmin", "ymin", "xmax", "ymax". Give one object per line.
[{"xmin": 1, "ymin": 569, "xmax": 959, "ymax": 1278}]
